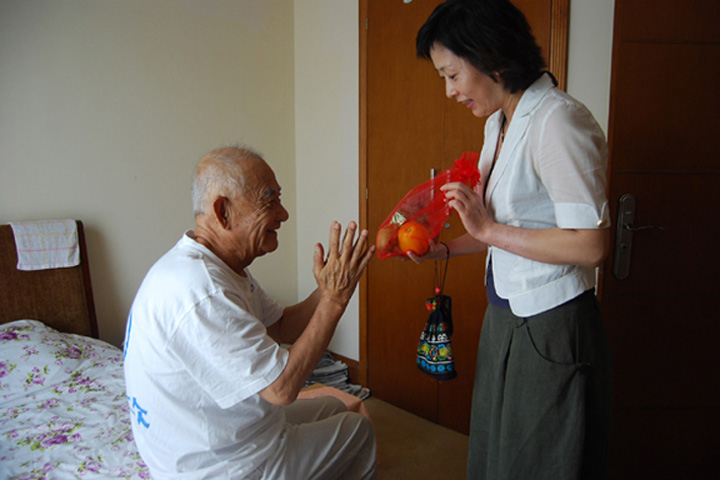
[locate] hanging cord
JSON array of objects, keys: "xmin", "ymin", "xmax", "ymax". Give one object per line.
[{"xmin": 434, "ymin": 242, "xmax": 450, "ymax": 295}]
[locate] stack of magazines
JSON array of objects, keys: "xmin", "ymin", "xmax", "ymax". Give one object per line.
[{"xmin": 305, "ymin": 351, "xmax": 371, "ymax": 400}]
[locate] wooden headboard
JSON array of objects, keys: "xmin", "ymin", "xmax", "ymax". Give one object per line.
[{"xmin": 0, "ymin": 221, "xmax": 98, "ymax": 338}]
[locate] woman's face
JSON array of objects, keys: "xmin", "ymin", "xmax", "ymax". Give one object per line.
[{"xmin": 429, "ymin": 43, "xmax": 505, "ymax": 118}]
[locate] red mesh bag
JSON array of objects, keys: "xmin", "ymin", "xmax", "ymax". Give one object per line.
[{"xmin": 376, "ymin": 152, "xmax": 481, "ymax": 259}]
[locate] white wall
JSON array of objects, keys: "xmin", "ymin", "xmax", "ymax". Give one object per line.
[
  {"xmin": 0, "ymin": 0, "xmax": 297, "ymax": 347},
  {"xmin": 566, "ymin": 0, "xmax": 615, "ymax": 133},
  {"xmin": 294, "ymin": 0, "xmax": 361, "ymax": 359}
]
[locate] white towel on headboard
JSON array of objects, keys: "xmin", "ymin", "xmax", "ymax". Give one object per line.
[{"xmin": 9, "ymin": 219, "xmax": 80, "ymax": 271}]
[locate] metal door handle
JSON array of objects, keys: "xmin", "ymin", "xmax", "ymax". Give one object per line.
[{"xmin": 612, "ymin": 194, "xmax": 664, "ymax": 279}]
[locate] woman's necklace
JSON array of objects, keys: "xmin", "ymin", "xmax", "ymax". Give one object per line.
[{"xmin": 500, "ymin": 113, "xmax": 508, "ymax": 143}]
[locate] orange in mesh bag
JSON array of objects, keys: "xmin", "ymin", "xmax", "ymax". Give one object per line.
[{"xmin": 376, "ymin": 152, "xmax": 481, "ymax": 259}]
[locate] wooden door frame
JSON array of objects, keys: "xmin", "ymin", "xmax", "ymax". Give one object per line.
[{"xmin": 357, "ymin": 0, "xmax": 570, "ymax": 387}]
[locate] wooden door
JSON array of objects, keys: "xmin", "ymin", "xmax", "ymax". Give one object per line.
[
  {"xmin": 361, "ymin": 0, "xmax": 568, "ymax": 434},
  {"xmin": 601, "ymin": 0, "xmax": 720, "ymax": 477}
]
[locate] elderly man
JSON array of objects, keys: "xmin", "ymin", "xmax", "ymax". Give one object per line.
[{"xmin": 123, "ymin": 146, "xmax": 377, "ymax": 479}]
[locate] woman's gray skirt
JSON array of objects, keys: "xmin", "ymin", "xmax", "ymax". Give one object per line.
[{"xmin": 467, "ymin": 291, "xmax": 613, "ymax": 480}]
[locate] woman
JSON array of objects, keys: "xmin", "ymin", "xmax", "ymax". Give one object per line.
[{"xmin": 411, "ymin": 1, "xmax": 613, "ymax": 479}]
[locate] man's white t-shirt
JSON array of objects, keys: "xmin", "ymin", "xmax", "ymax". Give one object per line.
[{"xmin": 123, "ymin": 231, "xmax": 288, "ymax": 479}]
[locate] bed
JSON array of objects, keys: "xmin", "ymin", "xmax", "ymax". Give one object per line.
[{"xmin": 0, "ymin": 221, "xmax": 150, "ymax": 479}]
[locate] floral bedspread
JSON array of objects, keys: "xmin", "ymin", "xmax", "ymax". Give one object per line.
[{"xmin": 0, "ymin": 320, "xmax": 150, "ymax": 479}]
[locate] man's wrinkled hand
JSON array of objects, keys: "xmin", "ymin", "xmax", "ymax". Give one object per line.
[{"xmin": 313, "ymin": 221, "xmax": 375, "ymax": 307}]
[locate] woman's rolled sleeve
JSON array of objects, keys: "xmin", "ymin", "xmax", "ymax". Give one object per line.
[{"xmin": 555, "ymin": 201, "xmax": 610, "ymax": 229}]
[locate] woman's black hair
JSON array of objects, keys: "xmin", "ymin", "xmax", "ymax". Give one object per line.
[{"xmin": 416, "ymin": 0, "xmax": 545, "ymax": 93}]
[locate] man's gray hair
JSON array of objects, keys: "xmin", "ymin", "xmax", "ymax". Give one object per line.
[{"xmin": 191, "ymin": 145, "xmax": 263, "ymax": 216}]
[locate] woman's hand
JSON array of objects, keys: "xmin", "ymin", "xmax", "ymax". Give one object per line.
[
  {"xmin": 441, "ymin": 181, "xmax": 493, "ymax": 242},
  {"xmin": 406, "ymin": 241, "xmax": 449, "ymax": 264}
]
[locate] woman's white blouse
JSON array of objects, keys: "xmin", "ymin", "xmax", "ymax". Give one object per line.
[{"xmin": 480, "ymin": 73, "xmax": 610, "ymax": 316}]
